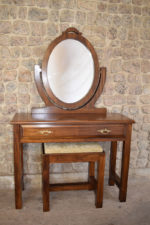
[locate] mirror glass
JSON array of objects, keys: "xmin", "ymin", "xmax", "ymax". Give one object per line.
[{"xmin": 47, "ymin": 39, "xmax": 94, "ymax": 103}]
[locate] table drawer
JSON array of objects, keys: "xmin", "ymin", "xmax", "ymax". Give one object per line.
[{"xmin": 21, "ymin": 124, "xmax": 125, "ymax": 139}]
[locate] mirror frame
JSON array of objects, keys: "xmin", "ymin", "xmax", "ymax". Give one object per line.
[{"xmin": 42, "ymin": 27, "xmax": 100, "ymax": 110}]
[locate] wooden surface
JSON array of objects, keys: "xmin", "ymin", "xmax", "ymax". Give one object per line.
[
  {"xmin": 11, "ymin": 112, "xmax": 134, "ymax": 124},
  {"xmin": 11, "ymin": 112, "xmax": 134, "ymax": 209}
]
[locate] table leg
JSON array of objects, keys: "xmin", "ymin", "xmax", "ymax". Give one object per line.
[
  {"xmin": 42, "ymin": 155, "xmax": 50, "ymax": 212},
  {"xmin": 14, "ymin": 125, "xmax": 22, "ymax": 209},
  {"xmin": 21, "ymin": 143, "xmax": 24, "ymax": 191},
  {"xmin": 109, "ymin": 141, "xmax": 117, "ymax": 186},
  {"xmin": 119, "ymin": 124, "xmax": 132, "ymax": 202}
]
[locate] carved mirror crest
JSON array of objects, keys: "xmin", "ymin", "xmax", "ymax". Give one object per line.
[{"xmin": 33, "ymin": 27, "xmax": 106, "ymax": 112}]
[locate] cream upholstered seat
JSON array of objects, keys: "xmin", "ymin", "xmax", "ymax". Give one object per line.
[{"xmin": 44, "ymin": 142, "xmax": 103, "ymax": 154}]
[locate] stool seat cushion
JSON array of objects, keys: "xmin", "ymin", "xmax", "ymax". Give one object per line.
[{"xmin": 44, "ymin": 142, "xmax": 103, "ymax": 154}]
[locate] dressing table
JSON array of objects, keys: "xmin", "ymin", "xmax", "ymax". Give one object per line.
[{"xmin": 11, "ymin": 28, "xmax": 134, "ymax": 209}]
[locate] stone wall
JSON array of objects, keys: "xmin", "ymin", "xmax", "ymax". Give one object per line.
[{"xmin": 0, "ymin": 0, "xmax": 150, "ymax": 188}]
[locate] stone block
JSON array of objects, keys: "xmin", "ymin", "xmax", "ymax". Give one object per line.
[
  {"xmin": 9, "ymin": 6, "xmax": 17, "ymax": 19},
  {"xmin": 62, "ymin": 0, "xmax": 76, "ymax": 9},
  {"xmin": 32, "ymin": 46, "xmax": 46, "ymax": 58},
  {"xmin": 143, "ymin": 85, "xmax": 150, "ymax": 95},
  {"xmin": 114, "ymin": 73, "xmax": 125, "ymax": 82},
  {"xmin": 122, "ymin": 60, "xmax": 140, "ymax": 73},
  {"xmin": 13, "ymin": 20, "xmax": 29, "ymax": 35},
  {"xmin": 122, "ymin": 48, "xmax": 139, "ymax": 59},
  {"xmin": 128, "ymin": 85, "xmax": 142, "ymax": 95},
  {"xmin": 129, "ymin": 106, "xmax": 139, "ymax": 115},
  {"xmin": 97, "ymin": 2, "xmax": 107, "ymax": 12},
  {"xmin": 115, "ymin": 82, "xmax": 127, "ymax": 94},
  {"xmin": 28, "ymin": 37, "xmax": 42, "ymax": 46},
  {"xmin": 60, "ymin": 10, "xmax": 75, "ymax": 22},
  {"xmin": 128, "ymin": 29, "xmax": 139, "ymax": 41},
  {"xmin": 47, "ymin": 23, "xmax": 59, "ymax": 36},
  {"xmin": 111, "ymin": 59, "xmax": 122, "ymax": 73},
  {"xmin": 51, "ymin": 0, "xmax": 62, "ymax": 9},
  {"xmin": 18, "ymin": 83, "xmax": 29, "ymax": 94},
  {"xmin": 0, "ymin": 21, "xmax": 11, "ymax": 34},
  {"xmin": 118, "ymin": 4, "xmax": 132, "ymax": 14},
  {"xmin": 86, "ymin": 12, "xmax": 96, "ymax": 25},
  {"xmin": 10, "ymin": 47, "xmax": 21, "ymax": 58},
  {"xmin": 142, "ymin": 123, "xmax": 150, "ymax": 131},
  {"xmin": 142, "ymin": 106, "xmax": 150, "ymax": 114},
  {"xmin": 115, "ymin": 95, "xmax": 126, "ymax": 105},
  {"xmin": 21, "ymin": 48, "xmax": 31, "ymax": 58},
  {"xmin": 96, "ymin": 13, "xmax": 112, "ymax": 26},
  {"xmin": 0, "ymin": 46, "xmax": 10, "ymax": 58},
  {"xmin": 13, "ymin": 0, "xmax": 35, "ymax": 6},
  {"xmin": 77, "ymin": 0, "xmax": 97, "ymax": 10},
  {"xmin": 22, "ymin": 59, "xmax": 35, "ymax": 70},
  {"xmin": 0, "ymin": 94, "xmax": 4, "ymax": 104},
  {"xmin": 141, "ymin": 60, "xmax": 150, "ymax": 73},
  {"xmin": 3, "ymin": 70, "xmax": 17, "ymax": 82},
  {"xmin": 18, "ymin": 94, "xmax": 30, "ymax": 105},
  {"xmin": 28, "ymin": 7, "xmax": 48, "ymax": 21},
  {"xmin": 133, "ymin": 15, "xmax": 142, "ymax": 27},
  {"xmin": 143, "ymin": 17, "xmax": 150, "ymax": 28},
  {"xmin": 18, "ymin": 7, "xmax": 27, "ymax": 19},
  {"xmin": 140, "ymin": 95, "xmax": 150, "ymax": 104},
  {"xmin": 76, "ymin": 11, "xmax": 86, "ymax": 25},
  {"xmin": 121, "ymin": 15, "xmax": 132, "ymax": 27},
  {"xmin": 30, "ymin": 22, "xmax": 46, "ymax": 36},
  {"xmin": 109, "ymin": 0, "xmax": 121, "ymax": 2},
  {"xmin": 132, "ymin": 0, "xmax": 149, "ymax": 5},
  {"xmin": 140, "ymin": 29, "xmax": 150, "ymax": 40},
  {"xmin": 0, "ymin": 5, "xmax": 10, "ymax": 20},
  {"xmin": 142, "ymin": 7, "xmax": 150, "ymax": 16},
  {"xmin": 49, "ymin": 10, "xmax": 59, "ymax": 22},
  {"xmin": 107, "ymin": 27, "xmax": 117, "ymax": 40},
  {"xmin": 128, "ymin": 75, "xmax": 141, "ymax": 84},
  {"xmin": 0, "ymin": 83, "xmax": 4, "ymax": 93},
  {"xmin": 141, "ymin": 48, "xmax": 150, "ymax": 59},
  {"xmin": 143, "ymin": 115, "xmax": 150, "ymax": 123},
  {"xmin": 18, "ymin": 68, "xmax": 32, "ymax": 82},
  {"xmin": 142, "ymin": 75, "xmax": 150, "ymax": 84},
  {"xmin": 5, "ymin": 93, "xmax": 17, "ymax": 104},
  {"xmin": 36, "ymin": 0, "xmax": 49, "ymax": 7},
  {"xmin": 3, "ymin": 105, "xmax": 17, "ymax": 115},
  {"xmin": 5, "ymin": 82, "xmax": 17, "ymax": 92},
  {"xmin": 11, "ymin": 36, "xmax": 27, "ymax": 46},
  {"xmin": 117, "ymin": 27, "xmax": 127, "ymax": 40},
  {"xmin": 103, "ymin": 95, "xmax": 115, "ymax": 106},
  {"xmin": 108, "ymin": 4, "xmax": 118, "ymax": 14},
  {"xmin": 133, "ymin": 6, "xmax": 141, "ymax": 15},
  {"xmin": 0, "ymin": 35, "xmax": 10, "ymax": 46},
  {"xmin": 6, "ymin": 60, "xmax": 19, "ymax": 70}
]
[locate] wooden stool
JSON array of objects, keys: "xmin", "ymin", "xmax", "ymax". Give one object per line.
[{"xmin": 42, "ymin": 142, "xmax": 105, "ymax": 212}]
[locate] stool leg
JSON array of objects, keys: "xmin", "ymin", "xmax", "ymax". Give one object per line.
[
  {"xmin": 88, "ymin": 162, "xmax": 95, "ymax": 190},
  {"xmin": 42, "ymin": 155, "xmax": 50, "ymax": 212},
  {"xmin": 95, "ymin": 153, "xmax": 105, "ymax": 208}
]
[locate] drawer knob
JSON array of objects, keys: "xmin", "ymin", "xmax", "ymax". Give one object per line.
[
  {"xmin": 97, "ymin": 128, "xmax": 111, "ymax": 134},
  {"xmin": 39, "ymin": 130, "xmax": 53, "ymax": 135}
]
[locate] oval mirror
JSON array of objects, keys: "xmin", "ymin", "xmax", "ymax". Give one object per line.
[
  {"xmin": 42, "ymin": 28, "xmax": 100, "ymax": 110},
  {"xmin": 47, "ymin": 39, "xmax": 94, "ymax": 104}
]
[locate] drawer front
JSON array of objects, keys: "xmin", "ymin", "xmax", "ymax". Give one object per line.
[{"xmin": 21, "ymin": 124, "xmax": 125, "ymax": 139}]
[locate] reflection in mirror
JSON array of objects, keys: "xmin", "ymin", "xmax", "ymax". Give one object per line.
[{"xmin": 47, "ymin": 39, "xmax": 94, "ymax": 103}]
